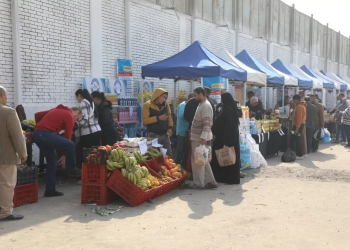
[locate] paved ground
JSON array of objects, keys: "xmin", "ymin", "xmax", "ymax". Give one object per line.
[{"xmin": 1, "ymin": 143, "xmax": 350, "ymax": 250}]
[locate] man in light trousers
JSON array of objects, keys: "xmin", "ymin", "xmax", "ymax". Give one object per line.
[
  {"xmin": 0, "ymin": 86, "xmax": 27, "ymax": 221},
  {"xmin": 189, "ymin": 87, "xmax": 217, "ymax": 189}
]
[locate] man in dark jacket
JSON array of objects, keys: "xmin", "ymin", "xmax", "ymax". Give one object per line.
[
  {"xmin": 142, "ymin": 88, "xmax": 173, "ymax": 157},
  {"xmin": 305, "ymin": 96, "xmax": 316, "ymax": 154},
  {"xmin": 204, "ymin": 87, "xmax": 216, "ymax": 118},
  {"xmin": 309, "ymin": 94, "xmax": 324, "ymax": 152}
]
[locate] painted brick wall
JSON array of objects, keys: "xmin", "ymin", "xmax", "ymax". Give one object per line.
[
  {"xmin": 102, "ymin": 0, "xmax": 126, "ymax": 78},
  {"xmin": 130, "ymin": 2, "xmax": 179, "ymax": 101},
  {"xmin": 19, "ymin": 0, "xmax": 91, "ymax": 108},
  {"xmin": 0, "ymin": 0, "xmax": 14, "ymax": 106},
  {"xmin": 195, "ymin": 19, "xmax": 234, "ymax": 54},
  {"xmin": 273, "ymin": 46, "xmax": 291, "ymax": 64},
  {"xmin": 239, "ymin": 35, "xmax": 267, "ymax": 59}
]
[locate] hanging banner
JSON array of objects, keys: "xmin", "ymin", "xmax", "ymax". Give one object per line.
[
  {"xmin": 202, "ymin": 77, "xmax": 227, "ymax": 103},
  {"xmin": 117, "ymin": 59, "xmax": 134, "ymax": 96},
  {"xmin": 82, "ymin": 78, "xmax": 106, "ymax": 93},
  {"xmin": 137, "ymin": 81, "xmax": 154, "ymax": 104}
]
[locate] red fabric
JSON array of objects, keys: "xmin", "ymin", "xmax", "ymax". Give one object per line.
[{"xmin": 35, "ymin": 105, "xmax": 75, "ymax": 140}]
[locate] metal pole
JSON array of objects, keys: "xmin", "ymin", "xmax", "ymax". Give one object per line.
[
  {"xmin": 141, "ymin": 79, "xmax": 144, "ymax": 137},
  {"xmin": 11, "ymin": 0, "xmax": 22, "ymax": 106},
  {"xmin": 282, "ymin": 85, "xmax": 285, "ymax": 107},
  {"xmin": 243, "ymin": 82, "xmax": 247, "ymax": 105},
  {"xmin": 325, "ymin": 23, "xmax": 329, "ymax": 72}
]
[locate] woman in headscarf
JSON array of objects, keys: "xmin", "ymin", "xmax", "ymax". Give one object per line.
[{"xmin": 211, "ymin": 93, "xmax": 241, "ymax": 184}]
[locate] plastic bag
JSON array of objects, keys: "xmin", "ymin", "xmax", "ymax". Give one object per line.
[
  {"xmin": 281, "ymin": 149, "xmax": 296, "ymax": 162},
  {"xmin": 322, "ymin": 129, "xmax": 331, "ymax": 143},
  {"xmin": 314, "ymin": 128, "xmax": 324, "ymax": 140},
  {"xmin": 245, "ymin": 134, "xmax": 267, "ymax": 168},
  {"xmin": 194, "ymin": 145, "xmax": 209, "ymax": 166},
  {"xmin": 240, "ymin": 144, "xmax": 252, "ymax": 170}
]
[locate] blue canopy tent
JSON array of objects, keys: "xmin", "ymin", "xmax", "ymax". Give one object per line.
[
  {"xmin": 235, "ymin": 50, "xmax": 284, "ymax": 106},
  {"xmin": 141, "ymin": 41, "xmax": 247, "ymax": 81},
  {"xmin": 271, "ymin": 59, "xmax": 313, "ymax": 88},
  {"xmin": 236, "ymin": 50, "xmax": 284, "ymax": 85},
  {"xmin": 321, "ymin": 70, "xmax": 347, "ymax": 92},
  {"xmin": 300, "ymin": 65, "xmax": 334, "ymax": 89}
]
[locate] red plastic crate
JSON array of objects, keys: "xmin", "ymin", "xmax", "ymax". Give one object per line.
[
  {"xmin": 145, "ymin": 159, "xmax": 163, "ymax": 173},
  {"xmin": 82, "ymin": 164, "xmax": 108, "ymax": 185},
  {"xmin": 154, "ymin": 156, "xmax": 172, "ymax": 170},
  {"xmin": 139, "ymin": 162, "xmax": 161, "ymax": 178},
  {"xmin": 81, "ymin": 184, "xmax": 115, "ymax": 205},
  {"xmin": 13, "ymin": 182, "xmax": 38, "ymax": 207},
  {"xmin": 106, "ymin": 169, "xmax": 158, "ymax": 207}
]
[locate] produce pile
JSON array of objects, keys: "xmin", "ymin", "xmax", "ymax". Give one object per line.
[{"xmin": 105, "ymin": 147, "xmax": 186, "ymax": 190}]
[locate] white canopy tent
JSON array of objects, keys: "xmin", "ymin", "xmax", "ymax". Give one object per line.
[
  {"xmin": 215, "ymin": 49, "xmax": 267, "ymax": 86},
  {"xmin": 258, "ymin": 58, "xmax": 298, "ymax": 86},
  {"xmin": 327, "ymin": 72, "xmax": 350, "ymax": 93},
  {"xmin": 215, "ymin": 48, "xmax": 267, "ymax": 106},
  {"xmin": 311, "ymin": 69, "xmax": 340, "ymax": 90},
  {"xmin": 289, "ymin": 64, "xmax": 323, "ymax": 89}
]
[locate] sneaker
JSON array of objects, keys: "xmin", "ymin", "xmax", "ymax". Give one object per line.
[
  {"xmin": 67, "ymin": 168, "xmax": 82, "ymax": 177},
  {"xmin": 296, "ymin": 156, "xmax": 304, "ymax": 160},
  {"xmin": 44, "ymin": 190, "xmax": 64, "ymax": 197}
]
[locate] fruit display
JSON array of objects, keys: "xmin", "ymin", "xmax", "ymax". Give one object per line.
[
  {"xmin": 132, "ymin": 151, "xmax": 148, "ymax": 162},
  {"xmin": 84, "ymin": 146, "xmax": 108, "ymax": 164},
  {"xmin": 106, "ymin": 148, "xmax": 127, "ymax": 170},
  {"xmin": 145, "ymin": 147, "xmax": 162, "ymax": 160}
]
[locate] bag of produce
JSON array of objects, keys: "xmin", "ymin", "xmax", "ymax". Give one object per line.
[
  {"xmin": 194, "ymin": 145, "xmax": 209, "ymax": 166},
  {"xmin": 322, "ymin": 128, "xmax": 331, "ymax": 143}
]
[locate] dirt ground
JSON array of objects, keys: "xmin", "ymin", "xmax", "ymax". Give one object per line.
[{"xmin": 1, "ymin": 143, "xmax": 350, "ymax": 250}]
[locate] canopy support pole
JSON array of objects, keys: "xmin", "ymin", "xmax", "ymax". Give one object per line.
[
  {"xmin": 264, "ymin": 86, "xmax": 267, "ymax": 110},
  {"xmin": 141, "ymin": 79, "xmax": 144, "ymax": 137},
  {"xmin": 174, "ymin": 79, "xmax": 177, "ymax": 108},
  {"xmin": 243, "ymin": 82, "xmax": 247, "ymax": 105},
  {"xmin": 282, "ymin": 85, "xmax": 285, "ymax": 107},
  {"xmin": 322, "ymin": 88, "xmax": 326, "ymax": 107}
]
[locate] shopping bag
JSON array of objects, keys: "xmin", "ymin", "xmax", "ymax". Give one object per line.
[
  {"xmin": 322, "ymin": 129, "xmax": 331, "ymax": 143},
  {"xmin": 194, "ymin": 145, "xmax": 209, "ymax": 166},
  {"xmin": 215, "ymin": 146, "xmax": 236, "ymax": 167},
  {"xmin": 281, "ymin": 149, "xmax": 296, "ymax": 162},
  {"xmin": 240, "ymin": 144, "xmax": 252, "ymax": 170}
]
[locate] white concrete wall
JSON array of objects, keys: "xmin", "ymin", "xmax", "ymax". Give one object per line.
[
  {"xmin": 0, "ymin": 0, "xmax": 349, "ymax": 118},
  {"xmin": 18, "ymin": 0, "xmax": 91, "ymax": 118},
  {"xmin": 0, "ymin": 0, "xmax": 14, "ymax": 106}
]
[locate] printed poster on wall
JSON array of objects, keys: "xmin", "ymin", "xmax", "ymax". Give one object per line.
[
  {"xmin": 202, "ymin": 76, "xmax": 228, "ymax": 103},
  {"xmin": 117, "ymin": 59, "xmax": 134, "ymax": 96},
  {"xmin": 82, "ymin": 78, "xmax": 106, "ymax": 93},
  {"xmin": 137, "ymin": 81, "xmax": 154, "ymax": 103}
]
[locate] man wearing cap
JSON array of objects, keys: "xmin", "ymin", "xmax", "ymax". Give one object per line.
[{"xmin": 309, "ymin": 93, "xmax": 324, "ymax": 152}]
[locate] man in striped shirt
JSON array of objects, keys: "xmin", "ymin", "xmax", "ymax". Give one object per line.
[{"xmin": 190, "ymin": 87, "xmax": 217, "ymax": 189}]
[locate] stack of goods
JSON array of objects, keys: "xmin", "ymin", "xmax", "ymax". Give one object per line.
[
  {"xmin": 14, "ymin": 164, "xmax": 39, "ymax": 207},
  {"xmin": 255, "ymin": 119, "xmax": 281, "ymax": 133},
  {"xmin": 241, "ymin": 106, "xmax": 250, "ymax": 119},
  {"xmin": 239, "ymin": 118, "xmax": 250, "ymax": 135},
  {"xmin": 81, "ymin": 146, "xmax": 116, "ymax": 205}
]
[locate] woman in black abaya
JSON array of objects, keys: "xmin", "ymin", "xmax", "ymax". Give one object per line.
[{"xmin": 211, "ymin": 92, "xmax": 241, "ymax": 184}]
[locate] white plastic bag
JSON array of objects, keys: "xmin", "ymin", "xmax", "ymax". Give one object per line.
[
  {"xmin": 324, "ymin": 128, "xmax": 330, "ymax": 137},
  {"xmin": 194, "ymin": 145, "xmax": 209, "ymax": 166},
  {"xmin": 245, "ymin": 134, "xmax": 267, "ymax": 168}
]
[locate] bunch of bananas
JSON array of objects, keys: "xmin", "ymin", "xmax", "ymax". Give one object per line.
[
  {"xmin": 106, "ymin": 148, "xmax": 127, "ymax": 171},
  {"xmin": 133, "ymin": 151, "xmax": 148, "ymax": 162},
  {"xmin": 146, "ymin": 175, "xmax": 160, "ymax": 187},
  {"xmin": 145, "ymin": 147, "xmax": 162, "ymax": 159},
  {"xmin": 121, "ymin": 159, "xmax": 152, "ymax": 190}
]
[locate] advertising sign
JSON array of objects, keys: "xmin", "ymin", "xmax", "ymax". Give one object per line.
[
  {"xmin": 202, "ymin": 76, "xmax": 228, "ymax": 103},
  {"xmin": 137, "ymin": 81, "xmax": 154, "ymax": 104},
  {"xmin": 82, "ymin": 78, "xmax": 106, "ymax": 93},
  {"xmin": 117, "ymin": 59, "xmax": 133, "ymax": 79}
]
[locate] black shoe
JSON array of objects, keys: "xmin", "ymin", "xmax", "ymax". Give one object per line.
[
  {"xmin": 44, "ymin": 190, "xmax": 64, "ymax": 197},
  {"xmin": 0, "ymin": 214, "xmax": 24, "ymax": 221},
  {"xmin": 67, "ymin": 168, "xmax": 82, "ymax": 177}
]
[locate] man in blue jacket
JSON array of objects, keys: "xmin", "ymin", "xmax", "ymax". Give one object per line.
[{"xmin": 175, "ymin": 94, "xmax": 192, "ymax": 167}]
